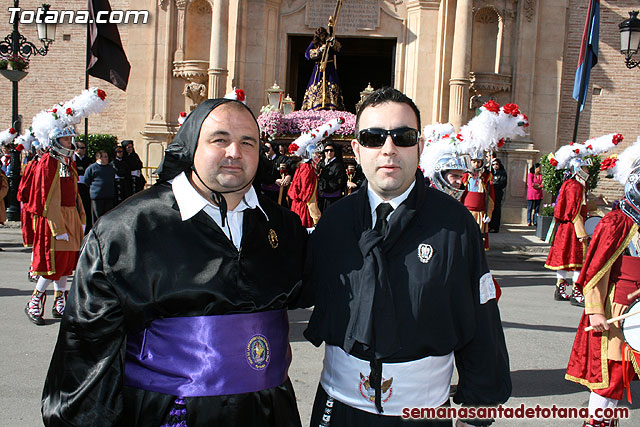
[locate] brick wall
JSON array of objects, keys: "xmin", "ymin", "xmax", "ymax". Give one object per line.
[
  {"xmin": 557, "ymin": 0, "xmax": 640, "ymax": 201},
  {"xmin": 0, "ymin": 0, "xmax": 131, "ymax": 141}
]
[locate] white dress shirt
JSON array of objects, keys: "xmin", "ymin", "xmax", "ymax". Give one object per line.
[
  {"xmin": 367, "ymin": 179, "xmax": 416, "ymax": 227},
  {"xmin": 171, "ymin": 171, "xmax": 267, "ymax": 250}
]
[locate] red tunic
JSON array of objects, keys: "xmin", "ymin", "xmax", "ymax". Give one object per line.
[
  {"xmin": 545, "ymin": 179, "xmax": 587, "ymax": 271},
  {"xmin": 17, "ymin": 158, "xmax": 38, "ymax": 246},
  {"xmin": 30, "ymin": 154, "xmax": 85, "ymax": 279},
  {"xmin": 461, "ymin": 171, "xmax": 495, "ymax": 249},
  {"xmin": 287, "ymin": 161, "xmax": 319, "ymax": 228},
  {"xmin": 565, "ymin": 209, "xmax": 640, "ymax": 397}
]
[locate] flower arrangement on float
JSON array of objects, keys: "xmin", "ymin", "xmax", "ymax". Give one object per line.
[{"xmin": 257, "ymin": 109, "xmax": 356, "ymax": 141}]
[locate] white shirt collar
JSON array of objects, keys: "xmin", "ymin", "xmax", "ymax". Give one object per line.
[
  {"xmin": 367, "ymin": 179, "xmax": 416, "ymax": 220},
  {"xmin": 325, "ymin": 157, "xmax": 336, "ymax": 166},
  {"xmin": 171, "ymin": 171, "xmax": 267, "ymax": 222}
]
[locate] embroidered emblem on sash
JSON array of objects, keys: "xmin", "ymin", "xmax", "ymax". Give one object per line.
[
  {"xmin": 246, "ymin": 335, "xmax": 270, "ymax": 370},
  {"xmin": 359, "ymin": 372, "xmax": 393, "ymax": 403},
  {"xmin": 268, "ymin": 229, "xmax": 278, "ymax": 249},
  {"xmin": 418, "ymin": 243, "xmax": 433, "ymax": 264}
]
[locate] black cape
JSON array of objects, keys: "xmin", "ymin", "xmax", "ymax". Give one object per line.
[{"xmin": 303, "ymin": 174, "xmax": 511, "ymax": 409}]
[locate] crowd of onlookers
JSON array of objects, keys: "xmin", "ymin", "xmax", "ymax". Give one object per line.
[
  {"xmin": 253, "ymin": 139, "xmax": 364, "ymax": 213},
  {"xmin": 252, "ymin": 141, "xmax": 552, "ymax": 236},
  {"xmin": 73, "ymin": 140, "xmax": 146, "ymax": 230}
]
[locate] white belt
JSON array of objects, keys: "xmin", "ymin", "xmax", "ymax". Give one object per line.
[{"xmin": 320, "ymin": 345, "xmax": 454, "ymax": 416}]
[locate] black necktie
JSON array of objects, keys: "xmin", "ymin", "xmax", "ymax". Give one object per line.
[{"xmin": 374, "ymin": 203, "xmax": 394, "ymax": 235}]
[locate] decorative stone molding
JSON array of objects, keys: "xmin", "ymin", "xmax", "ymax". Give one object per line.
[
  {"xmin": 175, "ymin": 0, "xmax": 190, "ymax": 9},
  {"xmin": 406, "ymin": 0, "xmax": 440, "ymax": 11},
  {"xmin": 159, "ymin": 0, "xmax": 170, "ymax": 10},
  {"xmin": 173, "ymin": 60, "xmax": 209, "ymax": 84},
  {"xmin": 523, "ymin": 0, "xmax": 536, "ymax": 22},
  {"xmin": 469, "ymin": 72, "xmax": 511, "ymax": 92},
  {"xmin": 183, "ymin": 83, "xmax": 208, "ymax": 109},
  {"xmin": 469, "ymin": 72, "xmax": 512, "ymax": 109}
]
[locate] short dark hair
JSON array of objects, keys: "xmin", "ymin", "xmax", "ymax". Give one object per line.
[
  {"xmin": 355, "ymin": 87, "xmax": 421, "ymax": 132},
  {"xmin": 95, "ymin": 150, "xmax": 107, "ymax": 159}
]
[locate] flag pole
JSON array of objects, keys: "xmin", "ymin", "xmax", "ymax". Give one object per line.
[
  {"xmin": 85, "ymin": 19, "xmax": 90, "ymax": 140},
  {"xmin": 571, "ymin": 63, "xmax": 588, "ymax": 143}
]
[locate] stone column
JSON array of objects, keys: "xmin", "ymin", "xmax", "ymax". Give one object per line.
[
  {"xmin": 448, "ymin": 0, "xmax": 472, "ymax": 129},
  {"xmin": 404, "ymin": 0, "xmax": 442, "ymax": 122},
  {"xmin": 173, "ymin": 0, "xmax": 188, "ymax": 62},
  {"xmin": 208, "ymin": 0, "xmax": 229, "ymax": 98}
]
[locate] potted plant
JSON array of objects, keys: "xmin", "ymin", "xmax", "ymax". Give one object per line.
[
  {"xmin": 536, "ymin": 202, "xmax": 555, "ymax": 240},
  {"xmin": 0, "ymin": 55, "xmax": 29, "ymax": 82},
  {"xmin": 8, "ymin": 55, "xmax": 29, "ymax": 71}
]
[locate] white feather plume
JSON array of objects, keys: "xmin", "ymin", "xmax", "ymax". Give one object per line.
[
  {"xmin": 290, "ymin": 117, "xmax": 345, "ymax": 158},
  {"xmin": 31, "ymin": 88, "xmax": 108, "ymax": 148},
  {"xmin": 0, "ymin": 127, "xmax": 18, "ymax": 146},
  {"xmin": 613, "ymin": 136, "xmax": 640, "ymax": 185},
  {"xmin": 419, "ymin": 128, "xmax": 464, "ymax": 179},
  {"xmin": 552, "ymin": 133, "xmax": 623, "ymax": 170}
]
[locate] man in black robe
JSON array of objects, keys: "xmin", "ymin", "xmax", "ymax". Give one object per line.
[
  {"xmin": 317, "ymin": 142, "xmax": 347, "ymax": 211},
  {"xmin": 258, "ymin": 141, "xmax": 292, "ymax": 207},
  {"xmin": 121, "ymin": 139, "xmax": 146, "ymax": 194},
  {"xmin": 303, "ymin": 88, "xmax": 511, "ymax": 426},
  {"xmin": 73, "ymin": 141, "xmax": 93, "ymax": 232},
  {"xmin": 42, "ymin": 98, "xmax": 308, "ymax": 426}
]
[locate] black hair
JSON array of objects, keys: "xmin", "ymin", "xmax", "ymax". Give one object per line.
[
  {"xmin": 355, "ymin": 87, "xmax": 421, "ymax": 132},
  {"xmin": 312, "ymin": 27, "xmax": 328, "ymax": 48}
]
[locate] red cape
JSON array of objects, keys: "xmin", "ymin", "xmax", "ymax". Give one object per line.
[
  {"xmin": 566, "ymin": 209, "xmax": 640, "ymax": 390},
  {"xmin": 545, "ymin": 178, "xmax": 587, "ymax": 270},
  {"xmin": 287, "ymin": 161, "xmax": 317, "ymax": 228}
]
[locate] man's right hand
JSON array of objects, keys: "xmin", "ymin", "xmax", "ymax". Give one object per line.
[{"xmin": 588, "ymin": 313, "xmax": 609, "ymax": 332}]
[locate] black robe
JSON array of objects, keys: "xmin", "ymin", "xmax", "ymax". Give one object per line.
[
  {"xmin": 42, "ymin": 182, "xmax": 308, "ymax": 427},
  {"xmin": 303, "ymin": 174, "xmax": 511, "ymax": 424}
]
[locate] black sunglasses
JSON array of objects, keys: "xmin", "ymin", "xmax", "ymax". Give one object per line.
[
  {"xmin": 357, "ymin": 127, "xmax": 420, "ymax": 148},
  {"xmin": 324, "ymin": 148, "xmax": 334, "ymax": 153}
]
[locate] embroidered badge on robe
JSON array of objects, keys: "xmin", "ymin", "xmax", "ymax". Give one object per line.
[
  {"xmin": 359, "ymin": 372, "xmax": 393, "ymax": 404},
  {"xmin": 268, "ymin": 229, "xmax": 278, "ymax": 249},
  {"xmin": 418, "ymin": 243, "xmax": 433, "ymax": 264}
]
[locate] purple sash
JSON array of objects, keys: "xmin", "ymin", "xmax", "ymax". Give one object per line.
[
  {"xmin": 124, "ymin": 310, "xmax": 291, "ymax": 397},
  {"xmin": 319, "ymin": 190, "xmax": 342, "ymax": 198},
  {"xmin": 261, "ymin": 183, "xmax": 280, "ymax": 192}
]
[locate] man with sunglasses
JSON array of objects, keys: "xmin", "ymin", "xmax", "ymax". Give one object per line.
[
  {"xmin": 304, "ymin": 87, "xmax": 510, "ymax": 427},
  {"xmin": 318, "ymin": 142, "xmax": 347, "ymax": 211}
]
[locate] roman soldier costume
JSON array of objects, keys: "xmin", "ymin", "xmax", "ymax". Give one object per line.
[
  {"xmin": 566, "ymin": 136, "xmax": 639, "ymax": 427},
  {"xmin": 287, "ymin": 117, "xmax": 345, "ymax": 228},
  {"xmin": 24, "ymin": 88, "xmax": 107, "ymax": 325},
  {"xmin": 545, "ymin": 134, "xmax": 623, "ymax": 307}
]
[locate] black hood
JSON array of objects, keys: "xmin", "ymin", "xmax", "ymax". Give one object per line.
[{"xmin": 155, "ymin": 98, "xmax": 259, "ymax": 182}]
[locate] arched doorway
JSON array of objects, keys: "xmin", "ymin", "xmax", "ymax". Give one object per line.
[{"xmin": 287, "ymin": 36, "xmax": 396, "ymax": 113}]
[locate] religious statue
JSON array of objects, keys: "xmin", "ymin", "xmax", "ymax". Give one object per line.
[{"xmin": 301, "ymin": 26, "xmax": 345, "ymax": 111}]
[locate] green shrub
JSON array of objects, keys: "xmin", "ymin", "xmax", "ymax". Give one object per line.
[
  {"xmin": 541, "ymin": 153, "xmax": 601, "ymax": 199},
  {"xmin": 76, "ymin": 134, "xmax": 118, "ymax": 160}
]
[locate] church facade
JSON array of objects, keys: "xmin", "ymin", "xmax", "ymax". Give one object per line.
[{"xmin": 1, "ymin": 0, "xmax": 639, "ymax": 221}]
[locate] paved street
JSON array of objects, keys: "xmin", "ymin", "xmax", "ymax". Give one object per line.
[{"xmin": 1, "ymin": 222, "xmax": 639, "ymax": 426}]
